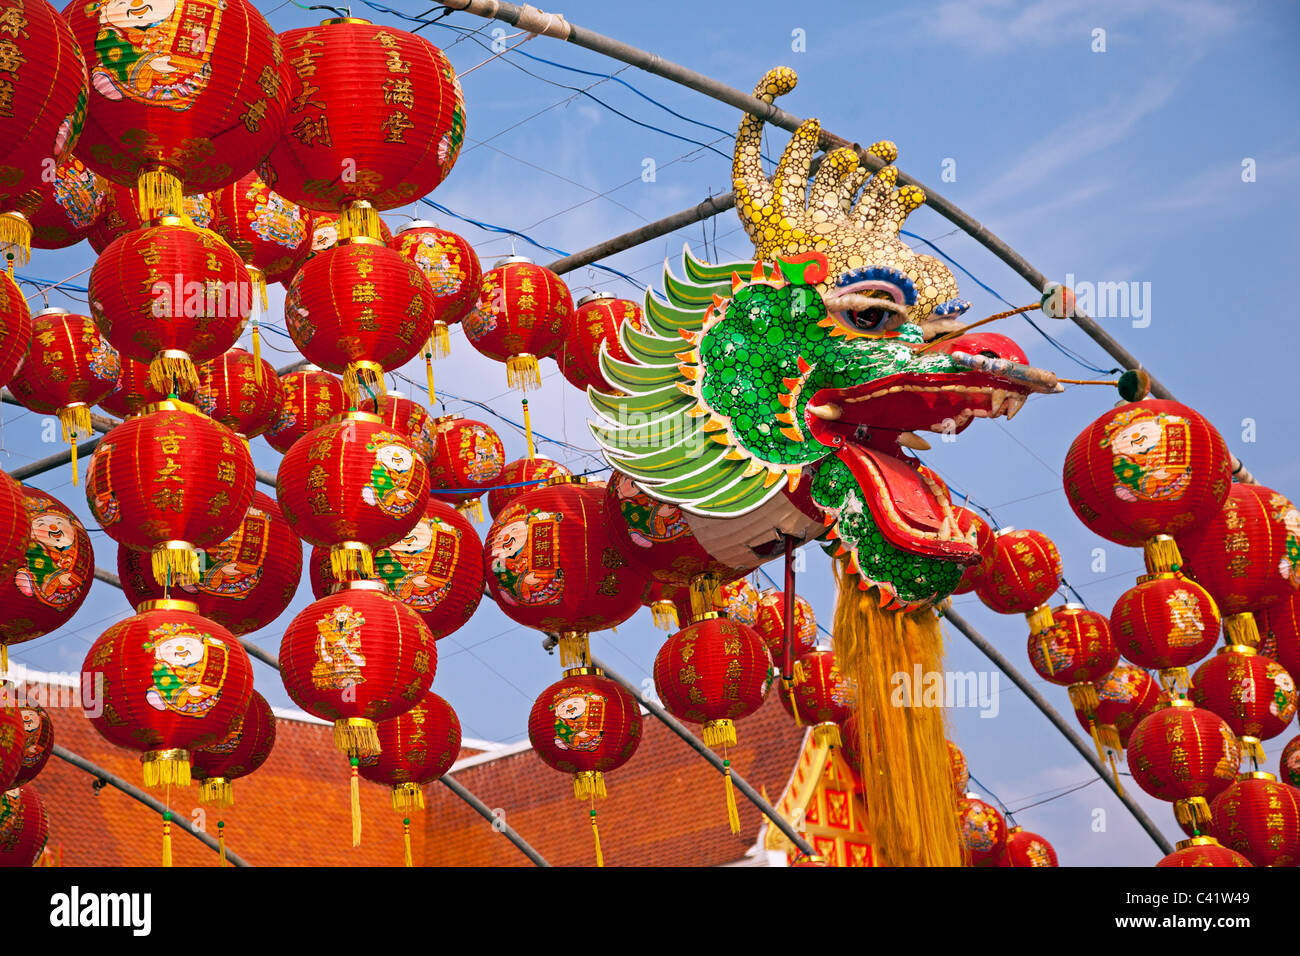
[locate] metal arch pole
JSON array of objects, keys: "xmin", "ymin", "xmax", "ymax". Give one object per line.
[
  {"xmin": 589, "ymin": 653, "xmax": 818, "ymax": 858},
  {"xmin": 50, "ymin": 744, "xmax": 253, "ymax": 867},
  {"xmin": 940, "ymin": 607, "xmax": 1174, "ymax": 856}
]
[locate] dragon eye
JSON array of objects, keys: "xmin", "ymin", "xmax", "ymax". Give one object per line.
[{"xmin": 836, "ymin": 292, "xmax": 907, "ymax": 334}]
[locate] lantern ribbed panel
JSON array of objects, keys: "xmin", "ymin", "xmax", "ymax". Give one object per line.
[
  {"xmin": 358, "ymin": 691, "xmax": 461, "ymax": 789},
  {"xmin": 0, "ymin": 786, "xmax": 49, "ymax": 866},
  {"xmin": 8, "ymin": 310, "xmax": 118, "ymax": 422},
  {"xmin": 1282, "ymin": 736, "xmax": 1300, "ymax": 787},
  {"xmin": 465, "ymin": 259, "xmax": 574, "ymax": 382},
  {"xmin": 1127, "ymin": 700, "xmax": 1241, "ymax": 805},
  {"xmin": 753, "ymin": 588, "xmax": 818, "ymax": 662},
  {"xmin": 957, "ymin": 796, "xmax": 1006, "ymax": 867},
  {"xmin": 390, "ymin": 224, "xmax": 481, "ymax": 329},
  {"xmin": 1157, "ymin": 836, "xmax": 1252, "ymax": 867},
  {"xmin": 0, "ymin": 705, "xmax": 24, "ymax": 790},
  {"xmin": 191, "ymin": 690, "xmax": 276, "ymax": 790},
  {"xmin": 487, "ymin": 457, "xmax": 570, "ymax": 519},
  {"xmin": 87, "ymin": 182, "xmax": 214, "ymax": 253},
  {"xmin": 12, "ymin": 703, "xmax": 53, "ymax": 788},
  {"xmin": 1076, "ymin": 664, "xmax": 1166, "ymax": 747},
  {"xmin": 0, "ymin": 0, "xmax": 87, "ymax": 204},
  {"xmin": 1063, "ymin": 400, "xmax": 1232, "ymax": 547},
  {"xmin": 484, "ymin": 481, "xmax": 645, "ymax": 633},
  {"xmin": 208, "ymin": 172, "xmax": 311, "ymax": 282},
  {"xmin": 1110, "ymin": 573, "xmax": 1220, "ymax": 670},
  {"xmin": 0, "ymin": 272, "xmax": 31, "ymax": 390},
  {"xmin": 974, "ymin": 528, "xmax": 1062, "ymax": 615},
  {"xmin": 0, "ymin": 471, "xmax": 29, "ymax": 579},
  {"xmin": 360, "ymin": 394, "xmax": 436, "ymax": 467},
  {"xmin": 261, "ymin": 20, "xmax": 464, "ymax": 212},
  {"xmin": 652, "ymin": 616, "xmax": 772, "ymax": 727},
  {"xmin": 527, "ymin": 669, "xmax": 642, "ymax": 779},
  {"xmin": 778, "ymin": 649, "xmax": 853, "ymax": 725},
  {"xmin": 558, "ymin": 295, "xmax": 642, "ymax": 392},
  {"xmin": 950, "ymin": 507, "xmax": 993, "ymax": 595},
  {"xmin": 1028, "ymin": 605, "xmax": 1118, "ymax": 685},
  {"xmin": 1209, "ymin": 773, "xmax": 1300, "ymax": 867},
  {"xmin": 426, "ymin": 414, "xmax": 503, "ymax": 507},
  {"xmin": 1259, "ymin": 591, "xmax": 1300, "ymax": 680},
  {"xmin": 196, "ymin": 348, "xmax": 283, "ymax": 438},
  {"xmin": 264, "ymin": 368, "xmax": 345, "ymax": 455},
  {"xmin": 1190, "ymin": 646, "xmax": 1297, "ymax": 743},
  {"xmin": 25, "ymin": 156, "xmax": 106, "ymax": 249},
  {"xmin": 1000, "ymin": 828, "xmax": 1059, "ymax": 867},
  {"xmin": 119, "ymin": 491, "xmax": 302, "ymax": 636},
  {"xmin": 0, "ymin": 487, "xmax": 94, "ymax": 647},
  {"xmin": 279, "ymin": 585, "xmax": 436, "ymax": 726},
  {"xmin": 63, "ymin": 0, "xmax": 289, "ymax": 195}
]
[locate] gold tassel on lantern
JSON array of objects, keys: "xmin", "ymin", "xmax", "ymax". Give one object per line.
[
  {"xmin": 557, "ymin": 632, "xmax": 590, "ymax": 668},
  {"xmin": 573, "ymin": 770, "xmax": 607, "ymax": 801},
  {"xmin": 723, "ymin": 759, "xmax": 741, "ymax": 835},
  {"xmin": 149, "ymin": 350, "xmax": 200, "ymax": 397},
  {"xmin": 784, "ymin": 678, "xmax": 802, "ymax": 726},
  {"xmin": 161, "ymin": 812, "xmax": 173, "ymax": 868},
  {"xmin": 424, "ymin": 343, "xmax": 437, "ymax": 405},
  {"xmin": 391, "ymin": 782, "xmax": 425, "ymax": 812},
  {"xmin": 58, "ymin": 405, "xmax": 92, "ymax": 486},
  {"xmin": 349, "ymin": 758, "xmax": 363, "ymax": 848},
  {"xmin": 589, "ymin": 808, "xmax": 604, "ymax": 867},
  {"xmin": 138, "ymin": 166, "xmax": 184, "ymax": 220},
  {"xmin": 142, "ymin": 749, "xmax": 191, "ymax": 789},
  {"xmin": 456, "ymin": 499, "xmax": 484, "ymax": 523},
  {"xmin": 791, "ymin": 658, "xmax": 808, "ymax": 684},
  {"xmin": 1222, "ymin": 613, "xmax": 1260, "ymax": 649},
  {"xmin": 1174, "ymin": 795, "xmax": 1211, "ymax": 828},
  {"xmin": 1067, "ymin": 682, "xmax": 1100, "ymax": 716},
  {"xmin": 330, "ymin": 542, "xmax": 375, "ymax": 581},
  {"xmin": 1157, "ymin": 666, "xmax": 1191, "ymax": 695},
  {"xmin": 342, "ymin": 360, "xmax": 386, "ymax": 404},
  {"xmin": 0, "ymin": 643, "xmax": 8, "ymax": 675},
  {"xmin": 152, "ymin": 542, "xmax": 201, "ymax": 588},
  {"xmin": 335, "ymin": 717, "xmax": 380, "ymax": 757},
  {"xmin": 650, "ymin": 600, "xmax": 679, "ymax": 632},
  {"xmin": 339, "ymin": 200, "xmax": 383, "ymax": 242},
  {"xmin": 1026, "ymin": 604, "xmax": 1055, "ymax": 634},
  {"xmin": 689, "ymin": 573, "xmax": 720, "ymax": 619},
  {"xmin": 1143, "ymin": 534, "xmax": 1183, "ymax": 574},
  {"xmin": 431, "ymin": 321, "xmax": 451, "ymax": 358},
  {"xmin": 217, "ymin": 821, "xmax": 226, "ymax": 866},
  {"xmin": 703, "ymin": 718, "xmax": 736, "ymax": 749},
  {"xmin": 1240, "ymin": 735, "xmax": 1266, "ymax": 764},
  {"xmin": 505, "ymin": 353, "xmax": 542, "ymax": 391},
  {"xmin": 0, "ymin": 212, "xmax": 32, "ymax": 267},
  {"xmin": 403, "ymin": 818, "xmax": 413, "ymax": 868},
  {"xmin": 812, "ymin": 722, "xmax": 842, "ymax": 749},
  {"xmin": 521, "ymin": 398, "xmax": 536, "ymax": 460},
  {"xmin": 200, "ymin": 777, "xmax": 234, "ymax": 809}
]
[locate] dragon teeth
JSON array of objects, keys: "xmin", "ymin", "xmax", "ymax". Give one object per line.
[{"xmin": 1004, "ymin": 395, "xmax": 1025, "ymax": 420}]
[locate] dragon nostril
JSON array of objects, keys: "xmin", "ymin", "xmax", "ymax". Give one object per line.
[{"xmin": 979, "ymin": 349, "xmax": 999, "ymax": 359}]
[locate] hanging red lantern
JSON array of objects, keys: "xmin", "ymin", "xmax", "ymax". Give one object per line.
[
  {"xmin": 190, "ymin": 689, "xmax": 275, "ymax": 808},
  {"xmin": 88, "ymin": 217, "xmax": 252, "ymax": 394},
  {"xmin": 195, "ymin": 348, "xmax": 284, "ymax": 439},
  {"xmin": 753, "ymin": 588, "xmax": 818, "ymax": 664},
  {"xmin": 19, "ymin": 155, "xmax": 106, "ymax": 249},
  {"xmin": 302, "ymin": 210, "xmax": 393, "ymax": 264},
  {"xmin": 285, "ymin": 237, "xmax": 437, "ymax": 402},
  {"xmin": 8, "ymin": 307, "xmax": 119, "ymax": 478},
  {"xmin": 358, "ymin": 690, "xmax": 461, "ymax": 810},
  {"xmin": 0, "ymin": 272, "xmax": 30, "ymax": 391},
  {"xmin": 264, "ymin": 367, "xmax": 346, "ymax": 455},
  {"xmin": 1076, "ymin": 664, "xmax": 1167, "ymax": 776},
  {"xmin": 0, "ymin": 786, "xmax": 49, "ymax": 867},
  {"xmin": 1190, "ymin": 645, "xmax": 1297, "ymax": 762},
  {"xmin": 949, "ymin": 741, "xmax": 970, "ymax": 793},
  {"xmin": 0, "ymin": 704, "xmax": 24, "ymax": 790},
  {"xmin": 465, "ymin": 257, "xmax": 574, "ymax": 390},
  {"xmin": 1178, "ymin": 482, "xmax": 1300, "ymax": 646},
  {"xmin": 1127, "ymin": 698, "xmax": 1242, "ymax": 828},
  {"xmin": 359, "ymin": 393, "xmax": 436, "ymax": 468},
  {"xmin": 1063, "ymin": 400, "xmax": 1231, "ymax": 557},
  {"xmin": 1110, "ymin": 571, "xmax": 1220, "ymax": 693},
  {"xmin": 118, "ymin": 491, "xmax": 302, "ymax": 636},
  {"xmin": 485, "ymin": 477, "xmax": 645, "ymax": 666},
  {"xmin": 99, "ymin": 353, "xmax": 196, "ymax": 419},
  {"xmin": 63, "ymin": 0, "xmax": 289, "ymax": 217},
  {"xmin": 83, "ymin": 598, "xmax": 254, "ymax": 786},
  {"xmin": 208, "ymin": 170, "xmax": 311, "ymax": 287},
  {"xmin": 950, "ymin": 507, "xmax": 994, "ymax": 595},
  {"xmin": 1158, "ymin": 835, "xmax": 1252, "ymax": 867},
  {"xmin": 0, "ymin": 487, "xmax": 94, "ymax": 667},
  {"xmin": 528, "ymin": 665, "xmax": 642, "ymax": 865},
  {"xmin": 0, "ymin": 471, "xmax": 29, "ymax": 581},
  {"xmin": 956, "ymin": 795, "xmax": 1006, "ymax": 867},
  {"xmin": 975, "ymin": 527, "xmax": 1062, "ymax": 630},
  {"xmin": 279, "ymin": 582, "xmax": 436, "ymax": 756},
  {"xmin": 999, "ymin": 826, "xmax": 1058, "ymax": 867},
  {"xmin": 1281, "ymin": 735, "xmax": 1300, "ymax": 788},
  {"xmin": 390, "ymin": 221, "xmax": 481, "ymax": 358},
  {"xmin": 426, "ymin": 413, "xmax": 504, "ymax": 521},
  {"xmin": 12, "ymin": 702, "xmax": 53, "ymax": 788},
  {"xmin": 261, "ymin": 19, "xmax": 464, "ymax": 225},
  {"xmin": 487, "ymin": 457, "xmax": 571, "ymax": 519},
  {"xmin": 86, "ymin": 182, "xmax": 212, "ymax": 253},
  {"xmin": 310, "ymin": 498, "xmax": 485, "ymax": 641},
  {"xmin": 276, "ymin": 410, "xmax": 430, "ymax": 580},
  {"xmin": 558, "ymin": 293, "xmax": 643, "ymax": 392},
  {"xmin": 1028, "ymin": 603, "xmax": 1119, "ymax": 716},
  {"xmin": 1208, "ymin": 772, "xmax": 1300, "ymax": 867},
  {"xmin": 0, "ymin": 0, "xmax": 87, "ymax": 232},
  {"xmin": 779, "ymin": 649, "xmax": 853, "ymax": 746},
  {"xmin": 85, "ymin": 398, "xmax": 255, "ymax": 585},
  {"xmin": 1258, "ymin": 591, "xmax": 1300, "ymax": 677}
]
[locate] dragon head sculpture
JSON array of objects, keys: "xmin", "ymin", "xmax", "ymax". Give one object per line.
[{"xmin": 589, "ymin": 68, "xmax": 1060, "ymax": 611}]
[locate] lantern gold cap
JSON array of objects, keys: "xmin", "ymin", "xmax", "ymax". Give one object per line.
[
  {"xmin": 576, "ymin": 291, "xmax": 615, "ymax": 306},
  {"xmin": 396, "ymin": 220, "xmax": 439, "ymax": 234},
  {"xmin": 337, "ymin": 236, "xmax": 384, "ymax": 248},
  {"xmin": 993, "ymin": 526, "xmax": 1017, "ymax": 537},
  {"xmin": 1238, "ymin": 770, "xmax": 1276, "ymax": 782},
  {"xmin": 493, "ymin": 255, "xmax": 533, "ymax": 268},
  {"xmin": 137, "ymin": 398, "xmax": 203, "ymax": 417},
  {"xmin": 561, "ymin": 665, "xmax": 605, "ymax": 679},
  {"xmin": 690, "ymin": 610, "xmax": 722, "ymax": 623},
  {"xmin": 1219, "ymin": 644, "xmax": 1257, "ymax": 657},
  {"xmin": 33, "ymin": 306, "xmax": 70, "ymax": 318},
  {"xmin": 432, "ymin": 412, "xmax": 464, "ymax": 425},
  {"xmin": 1173, "ymin": 835, "xmax": 1223, "ymax": 851},
  {"xmin": 544, "ymin": 474, "xmax": 588, "ymax": 487},
  {"xmin": 136, "ymin": 598, "xmax": 200, "ymax": 614},
  {"xmin": 329, "ymin": 410, "xmax": 383, "ymax": 426},
  {"xmin": 321, "ymin": 16, "xmax": 372, "ymax": 25}
]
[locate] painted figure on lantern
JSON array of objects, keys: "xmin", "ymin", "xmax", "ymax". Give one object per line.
[
  {"xmin": 611, "ymin": 473, "xmax": 688, "ymax": 546},
  {"xmin": 14, "ymin": 504, "xmax": 84, "ymax": 609},
  {"xmin": 375, "ymin": 516, "xmax": 458, "ymax": 611},
  {"xmin": 458, "ymin": 424, "xmax": 503, "ymax": 483},
  {"xmin": 1102, "ymin": 406, "xmax": 1192, "ymax": 504},
  {"xmin": 310, "ymin": 605, "xmax": 367, "ymax": 691},
  {"xmin": 248, "ymin": 187, "xmax": 307, "ymax": 249},
  {"xmin": 184, "ymin": 506, "xmax": 268, "ymax": 599},
  {"xmin": 85, "ymin": 0, "xmax": 219, "ymax": 109},
  {"xmin": 552, "ymin": 689, "xmax": 606, "ymax": 753},
  {"xmin": 143, "ymin": 623, "xmax": 230, "ymax": 717},
  {"xmin": 1269, "ymin": 666, "xmax": 1297, "ymax": 722},
  {"xmin": 1272, "ymin": 496, "xmax": 1300, "ymax": 588},
  {"xmin": 19, "ymin": 709, "xmax": 44, "ymax": 767},
  {"xmin": 1165, "ymin": 589, "xmax": 1208, "ymax": 648},
  {"xmin": 487, "ymin": 510, "xmax": 564, "ymax": 607},
  {"xmin": 361, "ymin": 435, "xmax": 420, "ymax": 520}
]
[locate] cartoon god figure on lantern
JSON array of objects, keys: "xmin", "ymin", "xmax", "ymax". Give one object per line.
[
  {"xmin": 310, "ymin": 605, "xmax": 367, "ymax": 691},
  {"xmin": 84, "ymin": 0, "xmax": 221, "ymax": 109},
  {"xmin": 611, "ymin": 473, "xmax": 688, "ymax": 546},
  {"xmin": 375, "ymin": 516, "xmax": 459, "ymax": 611},
  {"xmin": 248, "ymin": 185, "xmax": 308, "ymax": 249},
  {"xmin": 1164, "ymin": 588, "xmax": 1208, "ymax": 648},
  {"xmin": 552, "ymin": 688, "xmax": 606, "ymax": 753},
  {"xmin": 14, "ymin": 501, "xmax": 85, "ymax": 610},
  {"xmin": 184, "ymin": 506, "xmax": 268, "ymax": 599},
  {"xmin": 1271, "ymin": 495, "xmax": 1300, "ymax": 588},
  {"xmin": 361, "ymin": 433, "xmax": 421, "ymax": 520},
  {"xmin": 1102, "ymin": 407, "xmax": 1192, "ymax": 504},
  {"xmin": 458, "ymin": 424, "xmax": 503, "ymax": 483},
  {"xmin": 143, "ymin": 623, "xmax": 230, "ymax": 717},
  {"xmin": 487, "ymin": 509, "xmax": 564, "ymax": 607}
]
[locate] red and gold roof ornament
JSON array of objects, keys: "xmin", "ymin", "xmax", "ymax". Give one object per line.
[
  {"xmin": 1028, "ymin": 603, "xmax": 1119, "ymax": 739},
  {"xmin": 0, "ymin": 785, "xmax": 49, "ymax": 866},
  {"xmin": 1109, "ymin": 569, "xmax": 1220, "ymax": 694},
  {"xmin": 1157, "ymin": 836, "xmax": 1252, "ymax": 867},
  {"xmin": 1208, "ymin": 771, "xmax": 1300, "ymax": 867},
  {"xmin": 85, "ymin": 399, "xmax": 255, "ymax": 587},
  {"xmin": 465, "ymin": 256, "xmax": 574, "ymax": 390},
  {"xmin": 1127, "ymin": 698, "xmax": 1242, "ymax": 829},
  {"xmin": 426, "ymin": 413, "xmax": 504, "ymax": 522},
  {"xmin": 999, "ymin": 825, "xmax": 1059, "ymax": 867},
  {"xmin": 12, "ymin": 701, "xmax": 54, "ymax": 788},
  {"xmin": 974, "ymin": 527, "xmax": 1063, "ymax": 633},
  {"xmin": 390, "ymin": 220, "xmax": 481, "ymax": 360},
  {"xmin": 263, "ymin": 367, "xmax": 346, "ymax": 455},
  {"xmin": 0, "ymin": 272, "xmax": 31, "ymax": 391},
  {"xmin": 196, "ymin": 348, "xmax": 284, "ymax": 440},
  {"xmin": 191, "ymin": 689, "xmax": 276, "ymax": 808},
  {"xmin": 487, "ymin": 456, "xmax": 571, "ymax": 519},
  {"xmin": 1189, "ymin": 645, "xmax": 1297, "ymax": 764},
  {"xmin": 558, "ymin": 292, "xmax": 643, "ymax": 393},
  {"xmin": 956, "ymin": 795, "xmax": 1006, "ymax": 867},
  {"xmin": 779, "ymin": 648, "xmax": 854, "ymax": 747},
  {"xmin": 276, "ymin": 410, "xmax": 430, "ymax": 581}
]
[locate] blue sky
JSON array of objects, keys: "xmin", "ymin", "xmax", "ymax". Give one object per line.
[{"xmin": 6, "ymin": 0, "xmax": 1299, "ymax": 866}]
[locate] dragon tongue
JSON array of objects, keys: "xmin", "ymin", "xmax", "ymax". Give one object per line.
[{"xmin": 835, "ymin": 443, "xmax": 976, "ymax": 561}]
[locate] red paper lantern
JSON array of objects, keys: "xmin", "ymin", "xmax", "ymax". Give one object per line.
[
  {"xmin": 83, "ymin": 598, "xmax": 254, "ymax": 786},
  {"xmin": 0, "ymin": 0, "xmax": 87, "ymax": 210},
  {"xmin": 86, "ymin": 181, "xmax": 212, "ymax": 253},
  {"xmin": 949, "ymin": 741, "xmax": 970, "ymax": 793},
  {"xmin": 1028, "ymin": 603, "xmax": 1119, "ymax": 720},
  {"xmin": 1157, "ymin": 835, "xmax": 1252, "ymax": 867},
  {"xmin": 752, "ymin": 588, "xmax": 818, "ymax": 663},
  {"xmin": 485, "ymin": 478, "xmax": 645, "ymax": 664},
  {"xmin": 779, "ymin": 649, "xmax": 853, "ymax": 746},
  {"xmin": 1063, "ymin": 400, "xmax": 1232, "ymax": 548},
  {"xmin": 99, "ymin": 353, "xmax": 196, "ymax": 419},
  {"xmin": 487, "ymin": 457, "xmax": 571, "ymax": 519},
  {"xmin": 207, "ymin": 171, "xmax": 311, "ymax": 286},
  {"xmin": 426, "ymin": 413, "xmax": 504, "ymax": 519},
  {"xmin": 64, "ymin": 0, "xmax": 289, "ymax": 213},
  {"xmin": 310, "ymin": 498, "xmax": 484, "ymax": 641},
  {"xmin": 558, "ymin": 293, "xmax": 643, "ymax": 392},
  {"xmin": 360, "ymin": 393, "xmax": 436, "ymax": 468},
  {"xmin": 0, "ymin": 471, "xmax": 29, "ymax": 581},
  {"xmin": 195, "ymin": 348, "xmax": 283, "ymax": 439},
  {"xmin": 957, "ymin": 795, "xmax": 1006, "ymax": 867},
  {"xmin": 0, "ymin": 486, "xmax": 94, "ymax": 658},
  {"xmin": 284, "ymin": 238, "xmax": 436, "ymax": 401},
  {"xmin": 1127, "ymin": 698, "xmax": 1242, "ymax": 827},
  {"xmin": 0, "ymin": 704, "xmax": 23, "ymax": 790},
  {"xmin": 261, "ymin": 19, "xmax": 464, "ymax": 217},
  {"xmin": 85, "ymin": 398, "xmax": 255, "ymax": 585},
  {"xmin": 276, "ymin": 410, "xmax": 430, "ymax": 580},
  {"xmin": 191, "ymin": 689, "xmax": 275, "ymax": 807},
  {"xmin": 1280, "ymin": 735, "xmax": 1300, "ymax": 788},
  {"xmin": 975, "ymin": 527, "xmax": 1062, "ymax": 624},
  {"xmin": 303, "ymin": 210, "xmax": 393, "ymax": 263},
  {"xmin": 1190, "ymin": 645, "xmax": 1297, "ymax": 761},
  {"xmin": 465, "ymin": 257, "xmax": 574, "ymax": 390},
  {"xmin": 21, "ymin": 155, "xmax": 106, "ymax": 249},
  {"xmin": 0, "ymin": 786, "xmax": 49, "ymax": 867},
  {"xmin": 527, "ymin": 666, "xmax": 642, "ymax": 799},
  {"xmin": 0, "ymin": 272, "xmax": 30, "ymax": 391},
  {"xmin": 1110, "ymin": 571, "xmax": 1220, "ymax": 690},
  {"xmin": 8, "ymin": 307, "xmax": 119, "ymax": 460},
  {"xmin": 950, "ymin": 507, "xmax": 994, "ymax": 595},
  {"xmin": 1258, "ymin": 592, "xmax": 1300, "ymax": 677},
  {"xmin": 12, "ymin": 702, "xmax": 53, "ymax": 788},
  {"xmin": 263, "ymin": 367, "xmax": 345, "ymax": 455},
  {"xmin": 1076, "ymin": 664, "xmax": 1167, "ymax": 759},
  {"xmin": 88, "ymin": 218, "xmax": 252, "ymax": 393},
  {"xmin": 1209, "ymin": 772, "xmax": 1300, "ymax": 867},
  {"xmin": 1000, "ymin": 826, "xmax": 1058, "ymax": 867},
  {"xmin": 358, "ymin": 690, "xmax": 461, "ymax": 810},
  {"xmin": 119, "ymin": 490, "xmax": 302, "ymax": 636},
  {"xmin": 279, "ymin": 582, "xmax": 436, "ymax": 754},
  {"xmin": 390, "ymin": 221, "xmax": 481, "ymax": 357},
  {"xmin": 1178, "ymin": 482, "xmax": 1300, "ymax": 645}
]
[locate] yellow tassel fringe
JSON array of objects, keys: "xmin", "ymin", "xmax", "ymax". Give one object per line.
[
  {"xmin": 391, "ymin": 782, "xmax": 425, "ymax": 812},
  {"xmin": 149, "ymin": 352, "xmax": 199, "ymax": 397},
  {"xmin": 558, "ymin": 632, "xmax": 591, "ymax": 668},
  {"xmin": 590, "ymin": 811, "xmax": 604, "ymax": 867},
  {"xmin": 702, "ymin": 719, "xmax": 736, "ymax": 748},
  {"xmin": 650, "ymin": 600, "xmax": 679, "ymax": 632},
  {"xmin": 217, "ymin": 822, "xmax": 226, "ymax": 866},
  {"xmin": 812, "ymin": 722, "xmax": 842, "ymax": 749},
  {"xmin": 162, "ymin": 819, "xmax": 173, "ymax": 868},
  {"xmin": 1026, "ymin": 604, "xmax": 1055, "ymax": 634},
  {"xmin": 505, "ymin": 353, "xmax": 542, "ymax": 391},
  {"xmin": 431, "ymin": 322, "xmax": 451, "ymax": 358},
  {"xmin": 138, "ymin": 167, "xmax": 183, "ymax": 220},
  {"xmin": 1223, "ymin": 613, "xmax": 1260, "ymax": 649},
  {"xmin": 457, "ymin": 498, "xmax": 484, "ymax": 523},
  {"xmin": 1067, "ymin": 682, "xmax": 1100, "ymax": 716},
  {"xmin": 334, "ymin": 717, "xmax": 380, "ymax": 757},
  {"xmin": 200, "ymin": 777, "xmax": 234, "ymax": 809},
  {"xmin": 573, "ymin": 770, "xmax": 606, "ymax": 801},
  {"xmin": 403, "ymin": 820, "xmax": 413, "ymax": 867},
  {"xmin": 689, "ymin": 573, "xmax": 720, "ymax": 618},
  {"xmin": 425, "ymin": 348, "xmax": 437, "ymax": 405},
  {"xmin": 330, "ymin": 543, "xmax": 374, "ymax": 582},
  {"xmin": 142, "ymin": 751, "xmax": 191, "ymax": 789},
  {"xmin": 342, "ymin": 361, "xmax": 385, "ymax": 404},
  {"xmin": 1174, "ymin": 796, "xmax": 1211, "ymax": 827},
  {"xmin": 723, "ymin": 763, "xmax": 741, "ymax": 835},
  {"xmin": 0, "ymin": 213, "xmax": 32, "ymax": 266},
  {"xmin": 1144, "ymin": 535, "xmax": 1183, "ymax": 574},
  {"xmin": 350, "ymin": 761, "xmax": 363, "ymax": 848},
  {"xmin": 152, "ymin": 544, "xmax": 201, "ymax": 588},
  {"xmin": 340, "ymin": 201, "xmax": 382, "ymax": 241},
  {"xmin": 1158, "ymin": 666, "xmax": 1190, "ymax": 695}
]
